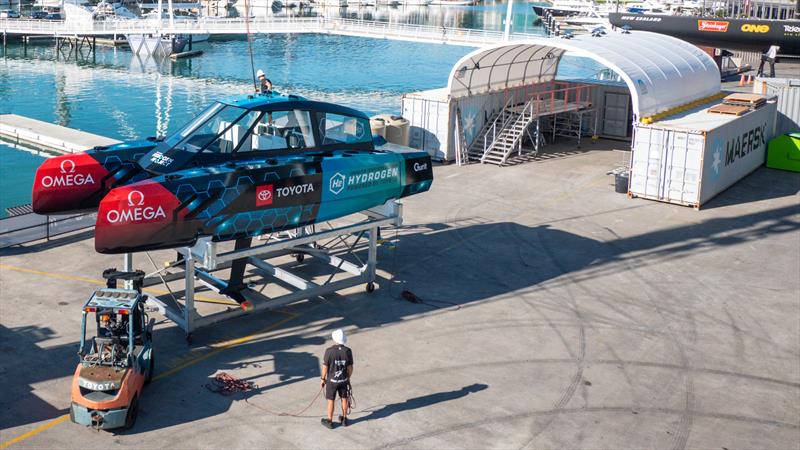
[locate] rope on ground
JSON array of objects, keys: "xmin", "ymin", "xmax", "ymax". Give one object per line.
[{"xmin": 204, "ymin": 372, "xmax": 325, "ymax": 418}]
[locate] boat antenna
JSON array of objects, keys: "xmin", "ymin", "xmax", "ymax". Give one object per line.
[{"xmin": 244, "ymin": 0, "xmax": 258, "ymax": 93}]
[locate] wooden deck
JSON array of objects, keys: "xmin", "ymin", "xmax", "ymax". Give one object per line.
[{"xmin": 0, "ymin": 114, "xmax": 120, "ymax": 154}]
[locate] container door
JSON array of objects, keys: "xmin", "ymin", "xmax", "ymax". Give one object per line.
[
  {"xmin": 404, "ymin": 98, "xmax": 426, "ymax": 150},
  {"xmin": 663, "ymin": 130, "xmax": 704, "ymax": 205},
  {"xmin": 603, "ymin": 92, "xmax": 630, "ymax": 138},
  {"xmin": 630, "ymin": 125, "xmax": 704, "ymax": 206},
  {"xmin": 630, "ymin": 125, "xmax": 669, "ymax": 199}
]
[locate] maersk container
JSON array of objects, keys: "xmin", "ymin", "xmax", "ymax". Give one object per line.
[{"xmin": 629, "ymin": 99, "xmax": 777, "ymax": 208}]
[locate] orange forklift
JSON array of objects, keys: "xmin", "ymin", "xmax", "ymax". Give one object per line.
[{"xmin": 70, "ymin": 269, "xmax": 154, "ymax": 430}]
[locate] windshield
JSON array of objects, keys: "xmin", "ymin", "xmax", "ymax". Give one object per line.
[
  {"xmin": 246, "ymin": 109, "xmax": 316, "ymax": 151},
  {"xmin": 161, "ymin": 103, "xmax": 259, "ymax": 154}
]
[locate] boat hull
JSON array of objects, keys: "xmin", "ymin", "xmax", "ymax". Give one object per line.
[
  {"xmin": 94, "ymin": 149, "xmax": 432, "ymax": 253},
  {"xmin": 608, "ymin": 13, "xmax": 800, "ymax": 54},
  {"xmin": 31, "ymin": 141, "xmax": 155, "ymax": 215}
]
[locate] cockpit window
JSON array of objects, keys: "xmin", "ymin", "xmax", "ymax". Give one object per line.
[
  {"xmin": 319, "ymin": 113, "xmax": 371, "ymax": 145},
  {"xmin": 245, "ymin": 110, "xmax": 316, "ymax": 152},
  {"xmin": 163, "ymin": 103, "xmax": 258, "ymax": 154}
]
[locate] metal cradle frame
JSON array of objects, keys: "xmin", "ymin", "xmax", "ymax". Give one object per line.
[{"xmin": 140, "ymin": 201, "xmax": 402, "ymax": 339}]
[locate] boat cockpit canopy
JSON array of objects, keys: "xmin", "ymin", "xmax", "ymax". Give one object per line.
[{"xmin": 154, "ymin": 99, "xmax": 374, "ymax": 157}]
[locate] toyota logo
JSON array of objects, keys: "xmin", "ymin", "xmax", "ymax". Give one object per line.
[
  {"xmin": 258, "ymin": 189, "xmax": 272, "ymax": 202},
  {"xmin": 127, "ymin": 190, "xmax": 145, "ymax": 207},
  {"xmin": 60, "ymin": 159, "xmax": 76, "ymax": 174}
]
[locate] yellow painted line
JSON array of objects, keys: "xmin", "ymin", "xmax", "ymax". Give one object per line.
[
  {"xmin": 0, "ymin": 264, "xmax": 238, "ymax": 306},
  {"xmin": 0, "ymin": 264, "xmax": 102, "ymax": 285},
  {"xmin": 0, "ymin": 415, "xmax": 69, "ymax": 449},
  {"xmin": 0, "ymin": 303, "xmax": 301, "ymax": 448}
]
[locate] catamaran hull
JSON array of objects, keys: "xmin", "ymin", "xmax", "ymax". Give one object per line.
[
  {"xmin": 94, "ymin": 150, "xmax": 432, "ymax": 253},
  {"xmin": 31, "ymin": 142, "xmax": 155, "ymax": 215}
]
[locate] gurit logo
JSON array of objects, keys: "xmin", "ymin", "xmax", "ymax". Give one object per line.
[
  {"xmin": 106, "ymin": 190, "xmax": 166, "ymax": 224},
  {"xmin": 413, "ymin": 162, "xmax": 428, "ymax": 172},
  {"xmin": 40, "ymin": 159, "xmax": 96, "ymax": 188}
]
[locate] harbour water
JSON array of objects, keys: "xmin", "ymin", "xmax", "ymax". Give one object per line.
[{"xmin": 0, "ymin": 1, "xmax": 602, "ymax": 215}]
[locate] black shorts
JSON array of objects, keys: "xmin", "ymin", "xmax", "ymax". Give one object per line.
[{"xmin": 325, "ymin": 381, "xmax": 349, "ymax": 401}]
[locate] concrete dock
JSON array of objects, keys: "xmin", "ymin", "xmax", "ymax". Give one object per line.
[
  {"xmin": 0, "ymin": 140, "xmax": 798, "ymax": 448},
  {"xmin": 0, "ymin": 114, "xmax": 120, "ymax": 154}
]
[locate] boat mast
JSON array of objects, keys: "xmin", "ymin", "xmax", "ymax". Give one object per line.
[{"xmin": 504, "ymin": 0, "xmax": 513, "ymax": 40}]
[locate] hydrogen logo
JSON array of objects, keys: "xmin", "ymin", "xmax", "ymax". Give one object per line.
[
  {"xmin": 128, "ymin": 190, "xmax": 145, "ymax": 207},
  {"xmin": 106, "ymin": 190, "xmax": 166, "ymax": 224},
  {"xmin": 60, "ymin": 159, "xmax": 76, "ymax": 173},
  {"xmin": 41, "ymin": 159, "xmax": 95, "ymax": 188},
  {"xmin": 329, "ymin": 173, "xmax": 345, "ymax": 195}
]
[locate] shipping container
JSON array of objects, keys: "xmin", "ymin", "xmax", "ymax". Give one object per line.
[
  {"xmin": 753, "ymin": 77, "xmax": 800, "ymax": 135},
  {"xmin": 401, "ymin": 88, "xmax": 452, "ymax": 161},
  {"xmin": 630, "ymin": 99, "xmax": 777, "ymax": 208}
]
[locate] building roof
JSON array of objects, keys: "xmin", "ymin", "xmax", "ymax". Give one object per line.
[{"xmin": 446, "ymin": 31, "xmax": 721, "ymax": 119}]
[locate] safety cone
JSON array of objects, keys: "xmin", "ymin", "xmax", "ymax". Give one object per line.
[
  {"xmin": 747, "ymin": 74, "xmax": 754, "ymax": 85},
  {"xmin": 739, "ymin": 74, "xmax": 746, "ymax": 86}
]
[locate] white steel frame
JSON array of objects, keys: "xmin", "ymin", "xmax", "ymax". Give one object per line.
[{"xmin": 142, "ymin": 201, "xmax": 402, "ymax": 338}]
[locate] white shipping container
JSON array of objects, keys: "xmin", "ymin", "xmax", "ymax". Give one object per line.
[
  {"xmin": 630, "ymin": 99, "xmax": 777, "ymax": 208},
  {"xmin": 401, "ymin": 88, "xmax": 453, "ymax": 161},
  {"xmin": 753, "ymin": 77, "xmax": 800, "ymax": 135}
]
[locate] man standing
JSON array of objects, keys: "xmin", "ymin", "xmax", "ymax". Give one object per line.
[
  {"xmin": 321, "ymin": 329, "xmax": 353, "ymax": 429},
  {"xmin": 256, "ymin": 69, "xmax": 273, "ymax": 93},
  {"xmin": 757, "ymin": 45, "xmax": 779, "ymax": 78}
]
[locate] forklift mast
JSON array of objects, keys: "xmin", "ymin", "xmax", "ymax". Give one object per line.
[{"xmin": 102, "ymin": 268, "xmax": 145, "ymax": 292}]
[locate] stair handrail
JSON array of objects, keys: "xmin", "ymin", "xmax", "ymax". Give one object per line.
[
  {"xmin": 498, "ymin": 95, "xmax": 541, "ymax": 164},
  {"xmin": 481, "ymin": 94, "xmax": 518, "ymax": 162}
]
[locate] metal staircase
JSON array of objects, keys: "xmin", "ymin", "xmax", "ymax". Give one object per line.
[{"xmin": 467, "ymin": 96, "xmax": 539, "ymax": 166}]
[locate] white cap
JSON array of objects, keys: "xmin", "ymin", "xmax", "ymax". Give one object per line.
[
  {"xmin": 332, "ymin": 329, "xmax": 347, "ymax": 345},
  {"xmin": 256, "ymin": 69, "xmax": 265, "ymax": 78}
]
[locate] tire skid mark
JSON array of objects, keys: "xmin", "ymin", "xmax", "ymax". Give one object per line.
[
  {"xmin": 601, "ymin": 237, "xmax": 696, "ymax": 450},
  {"xmin": 513, "ymin": 225, "xmax": 588, "ymax": 449},
  {"xmin": 377, "ymin": 405, "xmax": 800, "ymax": 449}
]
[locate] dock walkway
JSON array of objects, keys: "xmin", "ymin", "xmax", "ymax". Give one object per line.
[
  {"xmin": 1, "ymin": 17, "xmax": 541, "ymax": 47},
  {"xmin": 0, "ymin": 114, "xmax": 120, "ymax": 154}
]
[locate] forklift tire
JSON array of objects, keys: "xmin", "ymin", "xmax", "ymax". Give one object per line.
[
  {"xmin": 69, "ymin": 404, "xmax": 75, "ymax": 423},
  {"xmin": 124, "ymin": 396, "xmax": 139, "ymax": 430},
  {"xmin": 145, "ymin": 354, "xmax": 155, "ymax": 384}
]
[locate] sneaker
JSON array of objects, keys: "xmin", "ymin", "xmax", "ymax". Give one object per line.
[
  {"xmin": 338, "ymin": 415, "xmax": 349, "ymax": 427},
  {"xmin": 321, "ymin": 418, "xmax": 334, "ymax": 429}
]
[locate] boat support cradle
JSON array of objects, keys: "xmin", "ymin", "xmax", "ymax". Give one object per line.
[{"xmin": 136, "ymin": 201, "xmax": 402, "ymax": 340}]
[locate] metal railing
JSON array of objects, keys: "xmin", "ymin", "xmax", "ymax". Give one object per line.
[
  {"xmin": 481, "ymin": 95, "xmax": 517, "ymax": 162},
  {"xmin": 477, "ymin": 81, "xmax": 594, "ymax": 164},
  {"xmin": 0, "ymin": 210, "xmax": 96, "ymax": 248},
  {"xmin": 1, "ymin": 17, "xmax": 542, "ymax": 45}
]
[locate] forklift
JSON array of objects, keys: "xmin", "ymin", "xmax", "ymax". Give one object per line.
[{"xmin": 70, "ymin": 269, "xmax": 154, "ymax": 430}]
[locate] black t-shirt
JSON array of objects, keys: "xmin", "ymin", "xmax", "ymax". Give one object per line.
[{"xmin": 323, "ymin": 344, "xmax": 353, "ymax": 384}]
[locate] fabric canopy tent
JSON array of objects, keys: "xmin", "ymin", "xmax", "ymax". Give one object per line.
[{"xmin": 446, "ymin": 31, "xmax": 721, "ymax": 119}]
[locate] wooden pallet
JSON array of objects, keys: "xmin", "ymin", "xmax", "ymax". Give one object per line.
[
  {"xmin": 708, "ymin": 104, "xmax": 751, "ymax": 116},
  {"xmin": 723, "ymin": 93, "xmax": 766, "ymax": 108}
]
